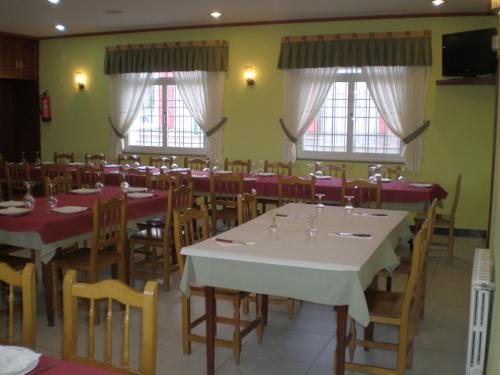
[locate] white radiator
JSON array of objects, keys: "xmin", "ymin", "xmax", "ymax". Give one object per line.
[{"xmin": 466, "ymin": 249, "xmax": 495, "ymax": 375}]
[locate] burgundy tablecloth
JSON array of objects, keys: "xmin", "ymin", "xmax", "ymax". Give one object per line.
[
  {"xmin": 0, "ymin": 187, "xmax": 167, "ymax": 244},
  {"xmin": 34, "ymin": 356, "xmax": 119, "ymax": 374}
]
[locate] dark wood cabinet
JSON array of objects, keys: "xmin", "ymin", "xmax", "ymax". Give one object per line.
[{"xmin": 0, "ymin": 36, "xmax": 38, "ymax": 80}]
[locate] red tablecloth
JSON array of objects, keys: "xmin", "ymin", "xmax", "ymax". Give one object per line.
[
  {"xmin": 35, "ymin": 356, "xmax": 119, "ymax": 374},
  {"xmin": 0, "ymin": 187, "xmax": 167, "ymax": 244}
]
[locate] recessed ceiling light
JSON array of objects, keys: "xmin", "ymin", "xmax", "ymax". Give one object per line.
[
  {"xmin": 432, "ymin": 0, "xmax": 446, "ymax": 6},
  {"xmin": 54, "ymin": 24, "xmax": 66, "ymax": 32},
  {"xmin": 47, "ymin": 0, "xmax": 60, "ymax": 4},
  {"xmin": 210, "ymin": 11, "xmax": 222, "ymax": 18}
]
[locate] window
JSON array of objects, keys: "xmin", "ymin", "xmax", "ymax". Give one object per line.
[
  {"xmin": 299, "ymin": 69, "xmax": 402, "ymax": 162},
  {"xmin": 126, "ymin": 73, "xmax": 205, "ymax": 155}
]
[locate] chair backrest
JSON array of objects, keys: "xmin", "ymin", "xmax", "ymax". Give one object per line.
[
  {"xmin": 42, "ymin": 165, "xmax": 72, "ymax": 195},
  {"xmin": 167, "ymin": 170, "xmax": 193, "ymax": 188},
  {"xmin": 0, "ymin": 263, "xmax": 36, "ymax": 348},
  {"xmin": 210, "ymin": 173, "xmax": 244, "ymax": 207},
  {"xmin": 161, "ymin": 184, "xmax": 194, "ymax": 245},
  {"xmin": 184, "ymin": 157, "xmax": 206, "ymax": 170},
  {"xmin": 277, "ymin": 176, "xmax": 316, "ymax": 206},
  {"xmin": 450, "ymin": 174, "xmax": 462, "ymax": 219},
  {"xmin": 368, "ymin": 164, "xmax": 401, "ymax": 180},
  {"xmin": 237, "ymin": 189, "xmax": 258, "ymax": 225},
  {"xmin": 84, "ymin": 153, "xmax": 106, "ymax": 166},
  {"xmin": 89, "ymin": 196, "xmax": 127, "ymax": 281},
  {"xmin": 118, "ymin": 154, "xmax": 141, "ymax": 166},
  {"xmin": 63, "ymin": 269, "xmax": 157, "ymax": 375},
  {"xmin": 173, "ymin": 205, "xmax": 210, "ymax": 278},
  {"xmin": 319, "ymin": 163, "xmax": 346, "ymax": 179},
  {"xmin": 264, "ymin": 161, "xmax": 292, "ymax": 176},
  {"xmin": 6, "ymin": 162, "xmax": 30, "ymax": 199},
  {"xmin": 224, "ymin": 158, "xmax": 251, "ymax": 173},
  {"xmin": 44, "ymin": 175, "xmax": 72, "ymax": 197},
  {"xmin": 53, "ymin": 152, "xmax": 74, "ymax": 164},
  {"xmin": 121, "ymin": 168, "xmax": 152, "ymax": 189},
  {"xmin": 341, "ymin": 179, "xmax": 381, "ymax": 209},
  {"xmin": 76, "ymin": 166, "xmax": 104, "ymax": 188},
  {"xmin": 149, "ymin": 156, "xmax": 171, "ymax": 168}
]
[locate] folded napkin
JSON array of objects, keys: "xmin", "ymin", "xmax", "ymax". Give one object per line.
[
  {"xmin": 52, "ymin": 206, "xmax": 89, "ymax": 215},
  {"xmin": 0, "ymin": 345, "xmax": 41, "ymax": 375}
]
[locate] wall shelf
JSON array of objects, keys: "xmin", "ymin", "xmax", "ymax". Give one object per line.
[{"xmin": 436, "ymin": 76, "xmax": 496, "ymax": 86}]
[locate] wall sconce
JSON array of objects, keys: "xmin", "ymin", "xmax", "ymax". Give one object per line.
[
  {"xmin": 244, "ymin": 66, "xmax": 255, "ymax": 86},
  {"xmin": 492, "ymin": 0, "xmax": 500, "ymax": 14},
  {"xmin": 75, "ymin": 72, "xmax": 86, "ymax": 90}
]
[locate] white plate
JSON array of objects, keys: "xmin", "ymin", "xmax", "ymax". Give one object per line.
[
  {"xmin": 69, "ymin": 188, "xmax": 99, "ymax": 195},
  {"xmin": 0, "ymin": 200, "xmax": 25, "ymax": 208},
  {"xmin": 171, "ymin": 167, "xmax": 191, "ymax": 172},
  {"xmin": 0, "ymin": 345, "xmax": 41, "ymax": 375},
  {"xmin": 409, "ymin": 183, "xmax": 433, "ymax": 188},
  {"xmin": 52, "ymin": 206, "xmax": 88, "ymax": 215},
  {"xmin": 214, "ymin": 170, "xmax": 233, "ymax": 175},
  {"xmin": 67, "ymin": 162, "xmax": 85, "ymax": 166},
  {"xmin": 314, "ymin": 175, "xmax": 332, "ymax": 180},
  {"xmin": 127, "ymin": 187, "xmax": 148, "ymax": 193},
  {"xmin": 257, "ymin": 172, "xmax": 275, "ymax": 177},
  {"xmin": 103, "ymin": 164, "xmax": 121, "ymax": 168},
  {"xmin": 127, "ymin": 192, "xmax": 155, "ymax": 199},
  {"xmin": 381, "ymin": 178, "xmax": 392, "ymax": 183},
  {"xmin": 0, "ymin": 207, "xmax": 31, "ymax": 217},
  {"xmin": 244, "ymin": 177, "xmax": 258, "ymax": 181}
]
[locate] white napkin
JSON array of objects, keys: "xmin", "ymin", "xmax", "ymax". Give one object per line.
[
  {"xmin": 127, "ymin": 192, "xmax": 155, "ymax": 199},
  {"xmin": 52, "ymin": 206, "xmax": 88, "ymax": 214},
  {"xmin": 127, "ymin": 187, "xmax": 148, "ymax": 193},
  {"xmin": 0, "ymin": 207, "xmax": 31, "ymax": 216},
  {"xmin": 0, "ymin": 345, "xmax": 41, "ymax": 375},
  {"xmin": 314, "ymin": 175, "xmax": 332, "ymax": 180},
  {"xmin": 257, "ymin": 172, "xmax": 275, "ymax": 177},
  {"xmin": 69, "ymin": 188, "xmax": 99, "ymax": 195},
  {"xmin": 214, "ymin": 170, "xmax": 233, "ymax": 175},
  {"xmin": 0, "ymin": 200, "xmax": 25, "ymax": 208}
]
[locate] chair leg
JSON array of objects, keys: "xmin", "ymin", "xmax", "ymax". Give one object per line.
[
  {"xmin": 242, "ymin": 296, "xmax": 250, "ymax": 314},
  {"xmin": 162, "ymin": 245, "xmax": 170, "ymax": 291},
  {"xmin": 255, "ymin": 294, "xmax": 264, "ymax": 344},
  {"xmin": 42, "ymin": 262, "xmax": 55, "ymax": 326},
  {"xmin": 386, "ymin": 275, "xmax": 392, "ymax": 292},
  {"xmin": 233, "ymin": 296, "xmax": 242, "ymax": 365},
  {"xmin": 50, "ymin": 263, "xmax": 59, "ymax": 317},
  {"xmin": 129, "ymin": 241, "xmax": 136, "ymax": 288},
  {"xmin": 348, "ymin": 319, "xmax": 357, "ymax": 360},
  {"xmin": 397, "ymin": 319, "xmax": 409, "ymax": 374},
  {"xmin": 287, "ymin": 298, "xmax": 294, "ymax": 319},
  {"xmin": 363, "ymin": 323, "xmax": 374, "ymax": 351},
  {"xmin": 181, "ymin": 295, "xmax": 192, "ymax": 354},
  {"xmin": 447, "ymin": 226, "xmax": 454, "ymax": 264}
]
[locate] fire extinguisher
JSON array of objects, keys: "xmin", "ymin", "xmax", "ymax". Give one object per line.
[{"xmin": 40, "ymin": 90, "xmax": 52, "ymax": 122}]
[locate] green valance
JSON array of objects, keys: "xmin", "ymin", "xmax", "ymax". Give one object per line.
[
  {"xmin": 278, "ymin": 31, "xmax": 432, "ymax": 69},
  {"xmin": 104, "ymin": 40, "xmax": 229, "ymax": 75}
]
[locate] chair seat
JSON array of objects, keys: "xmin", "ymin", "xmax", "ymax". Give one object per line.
[
  {"xmin": 0, "ymin": 254, "xmax": 30, "ymax": 270},
  {"xmin": 52, "ymin": 248, "xmax": 121, "ymax": 271},
  {"xmin": 131, "ymin": 228, "xmax": 165, "ymax": 242},
  {"xmin": 365, "ymin": 290, "xmax": 404, "ymax": 319},
  {"xmin": 215, "ymin": 206, "xmax": 237, "ymax": 218},
  {"xmin": 136, "ymin": 217, "xmax": 166, "ymax": 230}
]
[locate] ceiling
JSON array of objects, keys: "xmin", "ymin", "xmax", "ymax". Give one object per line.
[{"xmin": 0, "ymin": 0, "xmax": 492, "ymax": 38}]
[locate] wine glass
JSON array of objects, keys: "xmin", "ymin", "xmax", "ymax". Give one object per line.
[
  {"xmin": 314, "ymin": 162, "xmax": 323, "ymax": 177},
  {"xmin": 368, "ymin": 166, "xmax": 377, "ymax": 183},
  {"xmin": 47, "ymin": 183, "xmax": 58, "ymax": 212},
  {"xmin": 171, "ymin": 155, "xmax": 178, "ymax": 169},
  {"xmin": 23, "ymin": 181, "xmax": 35, "ymax": 209},
  {"xmin": 203, "ymin": 159, "xmax": 211, "ymax": 176},
  {"xmin": 212, "ymin": 159, "xmax": 220, "ymax": 172},
  {"xmin": 267, "ymin": 213, "xmax": 280, "ymax": 239},
  {"xmin": 120, "ymin": 181, "xmax": 130, "ymax": 193},
  {"xmin": 95, "ymin": 171, "xmax": 104, "ymax": 192},
  {"xmin": 305, "ymin": 214, "xmax": 319, "ymax": 243},
  {"xmin": 306, "ymin": 163, "xmax": 315, "ymax": 176},
  {"xmin": 250, "ymin": 161, "xmax": 257, "ymax": 177},
  {"xmin": 315, "ymin": 193, "xmax": 325, "ymax": 216},
  {"xmin": 397, "ymin": 167, "xmax": 406, "ymax": 184},
  {"xmin": 258, "ymin": 160, "xmax": 265, "ymax": 175},
  {"xmin": 20, "ymin": 152, "xmax": 26, "ymax": 163},
  {"xmin": 35, "ymin": 151, "xmax": 41, "ymax": 165},
  {"xmin": 344, "ymin": 195, "xmax": 354, "ymax": 217}
]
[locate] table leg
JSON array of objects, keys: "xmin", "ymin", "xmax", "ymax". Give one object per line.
[
  {"xmin": 261, "ymin": 294, "xmax": 269, "ymax": 326},
  {"xmin": 205, "ymin": 286, "xmax": 215, "ymax": 375},
  {"xmin": 42, "ymin": 262, "xmax": 54, "ymax": 327},
  {"xmin": 335, "ymin": 305, "xmax": 348, "ymax": 375}
]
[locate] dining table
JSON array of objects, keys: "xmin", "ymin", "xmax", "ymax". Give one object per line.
[{"xmin": 179, "ymin": 203, "xmax": 411, "ymax": 375}]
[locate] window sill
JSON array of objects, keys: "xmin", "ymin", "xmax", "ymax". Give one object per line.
[
  {"xmin": 297, "ymin": 152, "xmax": 404, "ymax": 164},
  {"xmin": 124, "ymin": 146, "xmax": 206, "ymax": 157}
]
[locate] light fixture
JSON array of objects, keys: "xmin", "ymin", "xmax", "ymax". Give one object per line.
[
  {"xmin": 492, "ymin": 0, "xmax": 500, "ymax": 14},
  {"xmin": 210, "ymin": 11, "xmax": 222, "ymax": 18},
  {"xmin": 54, "ymin": 24, "xmax": 66, "ymax": 32},
  {"xmin": 244, "ymin": 66, "xmax": 255, "ymax": 86},
  {"xmin": 47, "ymin": 0, "xmax": 60, "ymax": 4},
  {"xmin": 431, "ymin": 0, "xmax": 445, "ymax": 6},
  {"xmin": 75, "ymin": 72, "xmax": 86, "ymax": 90}
]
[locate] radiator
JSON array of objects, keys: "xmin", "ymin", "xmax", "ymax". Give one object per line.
[{"xmin": 466, "ymin": 249, "xmax": 495, "ymax": 375}]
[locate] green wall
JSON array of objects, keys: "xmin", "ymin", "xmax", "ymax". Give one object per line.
[{"xmin": 39, "ymin": 16, "xmax": 496, "ymax": 230}]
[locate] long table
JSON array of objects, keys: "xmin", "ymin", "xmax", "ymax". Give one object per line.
[{"xmin": 180, "ymin": 203, "xmax": 411, "ymax": 374}]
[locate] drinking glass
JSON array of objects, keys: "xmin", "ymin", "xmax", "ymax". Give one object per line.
[
  {"xmin": 306, "ymin": 163, "xmax": 315, "ymax": 176},
  {"xmin": 368, "ymin": 166, "xmax": 377, "ymax": 183},
  {"xmin": 171, "ymin": 155, "xmax": 178, "ymax": 169},
  {"xmin": 120, "ymin": 181, "xmax": 130, "ymax": 193},
  {"xmin": 344, "ymin": 195, "xmax": 354, "ymax": 217},
  {"xmin": 397, "ymin": 167, "xmax": 406, "ymax": 184},
  {"xmin": 47, "ymin": 183, "xmax": 58, "ymax": 212},
  {"xmin": 305, "ymin": 214, "xmax": 319, "ymax": 243},
  {"xmin": 314, "ymin": 162, "xmax": 323, "ymax": 177},
  {"xmin": 250, "ymin": 161, "xmax": 257, "ymax": 177},
  {"xmin": 212, "ymin": 159, "xmax": 220, "ymax": 172},
  {"xmin": 315, "ymin": 193, "xmax": 325, "ymax": 216},
  {"xmin": 95, "ymin": 171, "xmax": 104, "ymax": 192},
  {"xmin": 23, "ymin": 181, "xmax": 35, "ymax": 209},
  {"xmin": 34, "ymin": 151, "xmax": 41, "ymax": 165},
  {"xmin": 266, "ymin": 213, "xmax": 280, "ymax": 239},
  {"xmin": 203, "ymin": 159, "xmax": 211, "ymax": 176}
]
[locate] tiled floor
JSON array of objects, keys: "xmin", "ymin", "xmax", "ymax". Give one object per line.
[{"xmin": 32, "ymin": 235, "xmax": 480, "ymax": 375}]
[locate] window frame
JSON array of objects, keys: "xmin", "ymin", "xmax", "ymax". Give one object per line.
[
  {"xmin": 124, "ymin": 75, "xmax": 207, "ymax": 156},
  {"xmin": 297, "ymin": 71, "xmax": 404, "ymax": 163}
]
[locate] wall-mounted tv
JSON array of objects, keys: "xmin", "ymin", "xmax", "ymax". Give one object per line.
[{"xmin": 442, "ymin": 28, "xmax": 497, "ymax": 77}]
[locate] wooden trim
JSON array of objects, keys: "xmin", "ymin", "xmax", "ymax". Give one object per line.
[
  {"xmin": 282, "ymin": 30, "xmax": 430, "ymax": 43},
  {"xmin": 0, "ymin": 31, "xmax": 38, "ymax": 40},
  {"xmin": 37, "ymin": 12, "xmax": 492, "ymax": 40},
  {"xmin": 106, "ymin": 40, "xmax": 228, "ymax": 51},
  {"xmin": 436, "ymin": 76, "xmax": 496, "ymax": 86}
]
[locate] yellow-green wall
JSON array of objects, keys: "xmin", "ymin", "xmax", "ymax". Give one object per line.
[{"xmin": 39, "ymin": 16, "xmax": 496, "ymax": 230}]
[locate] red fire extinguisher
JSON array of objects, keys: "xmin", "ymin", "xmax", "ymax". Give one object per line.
[{"xmin": 40, "ymin": 91, "xmax": 52, "ymax": 122}]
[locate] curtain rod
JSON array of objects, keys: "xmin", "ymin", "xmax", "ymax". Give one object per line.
[
  {"xmin": 282, "ymin": 30, "xmax": 430, "ymax": 43},
  {"xmin": 106, "ymin": 40, "xmax": 228, "ymax": 51}
]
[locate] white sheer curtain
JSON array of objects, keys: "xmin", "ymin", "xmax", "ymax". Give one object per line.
[
  {"xmin": 108, "ymin": 72, "xmax": 153, "ymax": 158},
  {"xmin": 362, "ymin": 66, "xmax": 430, "ymax": 173},
  {"xmin": 281, "ymin": 67, "xmax": 337, "ymax": 163},
  {"xmin": 173, "ymin": 71, "xmax": 225, "ymax": 162}
]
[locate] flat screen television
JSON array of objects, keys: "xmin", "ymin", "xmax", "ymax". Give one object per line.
[{"xmin": 442, "ymin": 28, "xmax": 497, "ymax": 77}]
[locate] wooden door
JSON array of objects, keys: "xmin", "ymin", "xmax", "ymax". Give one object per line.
[
  {"xmin": 0, "ymin": 37, "xmax": 17, "ymax": 78},
  {"xmin": 16, "ymin": 39, "xmax": 38, "ymax": 80}
]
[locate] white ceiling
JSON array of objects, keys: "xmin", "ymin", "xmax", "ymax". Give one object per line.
[{"xmin": 0, "ymin": 0, "xmax": 492, "ymax": 38}]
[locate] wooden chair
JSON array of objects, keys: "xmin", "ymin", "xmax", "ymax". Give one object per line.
[
  {"xmin": 237, "ymin": 189, "xmax": 258, "ymax": 226},
  {"xmin": 277, "ymin": 176, "xmax": 316, "ymax": 207},
  {"xmin": 341, "ymin": 179, "xmax": 382, "ymax": 209},
  {"xmin": 415, "ymin": 174, "xmax": 461, "ymax": 264},
  {"xmin": 63, "ymin": 269, "xmax": 157, "ymax": 375},
  {"xmin": 149, "ymin": 155, "xmax": 171, "ymax": 168},
  {"xmin": 120, "ymin": 168, "xmax": 152, "ymax": 189},
  {"xmin": 49, "ymin": 196, "xmax": 127, "ymax": 316},
  {"xmin": 318, "ymin": 163, "xmax": 346, "ymax": 179},
  {"xmin": 130, "ymin": 185, "xmax": 193, "ymax": 291},
  {"xmin": 0, "ymin": 263, "xmax": 36, "ymax": 348},
  {"xmin": 84, "ymin": 153, "xmax": 106, "ymax": 166},
  {"xmin": 173, "ymin": 205, "xmax": 264, "ymax": 365},
  {"xmin": 224, "ymin": 159, "xmax": 251, "ymax": 173},
  {"xmin": 368, "ymin": 164, "xmax": 402, "ymax": 180},
  {"xmin": 264, "ymin": 161, "xmax": 292, "ymax": 176},
  {"xmin": 209, "ymin": 173, "xmax": 244, "ymax": 235},
  {"xmin": 76, "ymin": 165, "xmax": 104, "ymax": 188},
  {"xmin": 184, "ymin": 157, "xmax": 207, "ymax": 171},
  {"xmin": 5, "ymin": 162, "xmax": 30, "ymax": 200},
  {"xmin": 41, "ymin": 164, "xmax": 73, "ymax": 196},
  {"xmin": 43, "ymin": 175, "xmax": 72, "ymax": 197},
  {"xmin": 53, "ymin": 152, "xmax": 74, "ymax": 164},
  {"xmin": 345, "ymin": 223, "xmax": 428, "ymax": 375},
  {"xmin": 118, "ymin": 154, "xmax": 141, "ymax": 166}
]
